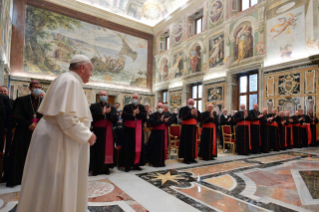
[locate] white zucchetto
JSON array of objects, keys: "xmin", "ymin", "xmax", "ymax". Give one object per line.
[{"xmin": 70, "ymin": 55, "xmax": 91, "ymax": 64}]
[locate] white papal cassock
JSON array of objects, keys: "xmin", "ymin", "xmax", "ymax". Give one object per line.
[{"xmin": 17, "ymin": 71, "xmax": 93, "ymax": 212}]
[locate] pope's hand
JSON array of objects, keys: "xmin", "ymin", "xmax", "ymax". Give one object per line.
[
  {"xmin": 106, "ymin": 106, "xmax": 111, "ymax": 114},
  {"xmin": 88, "ymin": 133, "xmax": 97, "ymax": 146},
  {"xmin": 29, "ymin": 123, "xmax": 37, "ymax": 131}
]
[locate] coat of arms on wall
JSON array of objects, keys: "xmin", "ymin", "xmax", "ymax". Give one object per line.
[
  {"xmin": 207, "ymin": 86, "xmax": 223, "ymax": 102},
  {"xmin": 169, "ymin": 91, "xmax": 182, "ymax": 108},
  {"xmin": 278, "ymin": 73, "xmax": 300, "ymax": 95},
  {"xmin": 278, "ymin": 97, "xmax": 301, "ymax": 114}
]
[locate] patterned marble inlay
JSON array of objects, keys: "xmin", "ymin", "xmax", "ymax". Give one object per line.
[
  {"xmin": 299, "ymin": 171, "xmax": 319, "ymax": 199},
  {"xmin": 249, "ymin": 153, "xmax": 300, "ymax": 163},
  {"xmin": 88, "ymin": 205, "xmax": 124, "ymax": 212},
  {"xmin": 181, "ymin": 161, "xmax": 257, "ymax": 177},
  {"xmin": 173, "ymin": 183, "xmax": 268, "ymax": 211},
  {"xmin": 88, "ymin": 181, "xmax": 115, "ymax": 198},
  {"xmin": 204, "ymin": 175, "xmax": 237, "ymax": 190}
]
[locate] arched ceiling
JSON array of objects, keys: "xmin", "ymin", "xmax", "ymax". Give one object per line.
[{"xmin": 74, "ymin": 0, "xmax": 189, "ymax": 27}]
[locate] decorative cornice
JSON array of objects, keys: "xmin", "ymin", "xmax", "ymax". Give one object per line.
[
  {"xmin": 203, "ymin": 76, "xmax": 226, "ymax": 85},
  {"xmin": 263, "ymin": 57, "xmax": 312, "ymax": 72}
]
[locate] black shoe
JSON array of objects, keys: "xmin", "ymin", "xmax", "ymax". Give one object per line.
[
  {"xmin": 190, "ymin": 160, "xmax": 198, "ymax": 163},
  {"xmin": 133, "ymin": 166, "xmax": 142, "ymax": 171},
  {"xmin": 183, "ymin": 160, "xmax": 191, "ymax": 164},
  {"xmin": 92, "ymin": 171, "xmax": 99, "ymax": 176},
  {"xmin": 124, "ymin": 167, "xmax": 130, "ymax": 172},
  {"xmin": 104, "ymin": 168, "xmax": 110, "ymax": 175}
]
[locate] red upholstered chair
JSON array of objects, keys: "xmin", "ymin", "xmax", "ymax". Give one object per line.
[
  {"xmin": 168, "ymin": 124, "xmax": 181, "ymax": 159},
  {"xmin": 222, "ymin": 125, "xmax": 236, "ymax": 154}
]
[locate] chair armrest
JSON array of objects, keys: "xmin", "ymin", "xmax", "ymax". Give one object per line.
[
  {"xmin": 223, "ymin": 133, "xmax": 233, "ymax": 137},
  {"xmin": 169, "ymin": 134, "xmax": 178, "ymax": 139}
]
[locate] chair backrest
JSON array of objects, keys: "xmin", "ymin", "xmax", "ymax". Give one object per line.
[
  {"xmin": 169, "ymin": 124, "xmax": 181, "ymax": 139},
  {"xmin": 222, "ymin": 125, "xmax": 232, "ymax": 142},
  {"xmin": 196, "ymin": 125, "xmax": 201, "ymax": 140}
]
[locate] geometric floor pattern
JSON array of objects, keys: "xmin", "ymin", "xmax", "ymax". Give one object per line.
[{"xmin": 138, "ymin": 150, "xmax": 319, "ymax": 212}]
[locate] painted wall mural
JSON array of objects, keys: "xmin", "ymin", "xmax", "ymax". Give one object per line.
[
  {"xmin": 209, "ymin": 34, "xmax": 224, "ymax": 68},
  {"xmin": 266, "ymin": 5, "xmax": 305, "ymax": 66},
  {"xmin": 204, "ymin": 83, "xmax": 225, "ymax": 113},
  {"xmin": 0, "ymin": 0, "xmax": 12, "ymax": 66},
  {"xmin": 171, "ymin": 51, "xmax": 185, "ymax": 79},
  {"xmin": 233, "ymin": 22, "xmax": 254, "ymax": 63},
  {"xmin": 278, "ymin": 97, "xmax": 301, "ymax": 115},
  {"xmin": 23, "ymin": 6, "xmax": 148, "ymax": 88},
  {"xmin": 169, "ymin": 90, "xmax": 182, "ymax": 108},
  {"xmin": 207, "ymin": 86, "xmax": 223, "ymax": 102},
  {"xmin": 208, "ymin": 0, "xmax": 223, "ymax": 29},
  {"xmin": 188, "ymin": 43, "xmax": 202, "ymax": 73},
  {"xmin": 172, "ymin": 21, "xmax": 184, "ymax": 46}
]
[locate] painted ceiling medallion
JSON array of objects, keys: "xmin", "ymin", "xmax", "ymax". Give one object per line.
[{"xmin": 142, "ymin": 0, "xmax": 162, "ymax": 20}]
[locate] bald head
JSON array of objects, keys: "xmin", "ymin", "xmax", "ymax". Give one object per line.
[
  {"xmin": 285, "ymin": 110, "xmax": 290, "ymax": 116},
  {"xmin": 294, "ymin": 110, "xmax": 299, "ymax": 116},
  {"xmin": 262, "ymin": 107, "xmax": 267, "ymax": 115},
  {"xmin": 100, "ymin": 90, "xmax": 107, "ymax": 96},
  {"xmin": 272, "ymin": 108, "xmax": 277, "ymax": 114},
  {"xmin": 223, "ymin": 109, "xmax": 228, "ymax": 115},
  {"xmin": 207, "ymin": 103, "xmax": 213, "ymax": 112},
  {"xmin": 163, "ymin": 104, "xmax": 169, "ymax": 112},
  {"xmin": 240, "ymin": 104, "xmax": 245, "ymax": 111},
  {"xmin": 188, "ymin": 98, "xmax": 194, "ymax": 106},
  {"xmin": 157, "ymin": 102, "xmax": 163, "ymax": 109},
  {"xmin": 279, "ymin": 111, "xmax": 284, "ymax": 117},
  {"xmin": 299, "ymin": 109, "xmax": 304, "ymax": 115},
  {"xmin": 253, "ymin": 103, "xmax": 258, "ymax": 110}
]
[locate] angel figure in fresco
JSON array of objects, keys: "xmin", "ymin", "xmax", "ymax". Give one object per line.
[
  {"xmin": 209, "ymin": 37, "xmax": 224, "ymax": 65},
  {"xmin": 270, "ymin": 12, "xmax": 302, "ymax": 39},
  {"xmin": 160, "ymin": 59, "xmax": 168, "ymax": 81},
  {"xmin": 172, "ymin": 54, "xmax": 183, "ymax": 78}
]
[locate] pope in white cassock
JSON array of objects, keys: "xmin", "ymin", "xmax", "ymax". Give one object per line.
[{"xmin": 17, "ymin": 55, "xmax": 97, "ymax": 212}]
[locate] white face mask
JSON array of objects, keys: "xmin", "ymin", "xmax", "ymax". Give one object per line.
[
  {"xmin": 174, "ymin": 110, "xmax": 178, "ymax": 114},
  {"xmin": 158, "ymin": 108, "xmax": 163, "ymax": 114},
  {"xmin": 188, "ymin": 105, "xmax": 193, "ymax": 109}
]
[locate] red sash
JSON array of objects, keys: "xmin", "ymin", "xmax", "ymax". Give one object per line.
[
  {"xmin": 269, "ymin": 122, "xmax": 278, "ymax": 127},
  {"xmin": 251, "ymin": 120, "xmax": 261, "ymax": 145},
  {"xmin": 182, "ymin": 118, "xmax": 197, "ymax": 125},
  {"xmin": 202, "ymin": 122, "xmax": 217, "ymax": 155},
  {"xmin": 125, "ymin": 120, "xmax": 143, "ymax": 164},
  {"xmin": 301, "ymin": 124, "xmax": 312, "ymax": 145},
  {"xmin": 237, "ymin": 120, "xmax": 251, "ymax": 150},
  {"xmin": 285, "ymin": 124, "xmax": 293, "ymax": 147},
  {"xmin": 93, "ymin": 120, "xmax": 114, "ymax": 164},
  {"xmin": 152, "ymin": 124, "xmax": 168, "ymax": 160}
]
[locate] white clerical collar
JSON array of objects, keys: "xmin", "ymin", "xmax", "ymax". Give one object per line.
[{"xmin": 69, "ymin": 71, "xmax": 84, "ymax": 84}]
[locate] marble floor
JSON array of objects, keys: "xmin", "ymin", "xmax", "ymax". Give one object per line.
[{"xmin": 1, "ymin": 148, "xmax": 319, "ymax": 212}]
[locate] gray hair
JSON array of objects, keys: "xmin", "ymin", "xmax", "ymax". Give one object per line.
[{"xmin": 145, "ymin": 103, "xmax": 150, "ymax": 107}]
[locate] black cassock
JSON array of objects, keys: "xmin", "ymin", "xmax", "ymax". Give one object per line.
[
  {"xmin": 284, "ymin": 116, "xmax": 292, "ymax": 149},
  {"xmin": 90, "ymin": 102, "xmax": 117, "ymax": 174},
  {"xmin": 4, "ymin": 98, "xmax": 15, "ymax": 172},
  {"xmin": 0, "ymin": 94, "xmax": 12, "ymax": 166},
  {"xmin": 278, "ymin": 116, "xmax": 286, "ymax": 150},
  {"xmin": 291, "ymin": 116, "xmax": 301, "ymax": 148},
  {"xmin": 234, "ymin": 111, "xmax": 250, "ymax": 155},
  {"xmin": 259, "ymin": 115, "xmax": 269, "ymax": 153},
  {"xmin": 178, "ymin": 106, "xmax": 201, "ymax": 162},
  {"xmin": 147, "ymin": 112, "xmax": 173, "ymax": 167},
  {"xmin": 305, "ymin": 115, "xmax": 318, "ymax": 147},
  {"xmin": 121, "ymin": 104, "xmax": 147, "ymax": 168},
  {"xmin": 298, "ymin": 115, "xmax": 308, "ymax": 148},
  {"xmin": 4, "ymin": 95, "xmax": 42, "ymax": 187},
  {"xmin": 267, "ymin": 114, "xmax": 281, "ymax": 151},
  {"xmin": 199, "ymin": 111, "xmax": 217, "ymax": 160},
  {"xmin": 248, "ymin": 109, "xmax": 261, "ymax": 154}
]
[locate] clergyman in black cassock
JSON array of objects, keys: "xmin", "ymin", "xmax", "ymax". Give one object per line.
[
  {"xmin": 147, "ymin": 103, "xmax": 173, "ymax": 167},
  {"xmin": 259, "ymin": 109, "xmax": 269, "ymax": 153},
  {"xmin": 121, "ymin": 94, "xmax": 147, "ymax": 172},
  {"xmin": 267, "ymin": 109, "xmax": 280, "ymax": 151},
  {"xmin": 284, "ymin": 111, "xmax": 293, "ymax": 149},
  {"xmin": 298, "ymin": 109, "xmax": 308, "ymax": 148},
  {"xmin": 278, "ymin": 111, "xmax": 286, "ymax": 150},
  {"xmin": 199, "ymin": 104, "xmax": 218, "ymax": 160},
  {"xmin": 234, "ymin": 105, "xmax": 250, "ymax": 155},
  {"xmin": 90, "ymin": 91, "xmax": 117, "ymax": 176},
  {"xmin": 248, "ymin": 104, "xmax": 261, "ymax": 154},
  {"xmin": 305, "ymin": 109, "xmax": 318, "ymax": 147},
  {"xmin": 0, "ymin": 93, "xmax": 11, "ymax": 166},
  {"xmin": 178, "ymin": 99, "xmax": 201, "ymax": 164},
  {"xmin": 291, "ymin": 111, "xmax": 302, "ymax": 148},
  {"xmin": 4, "ymin": 81, "xmax": 43, "ymax": 187}
]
